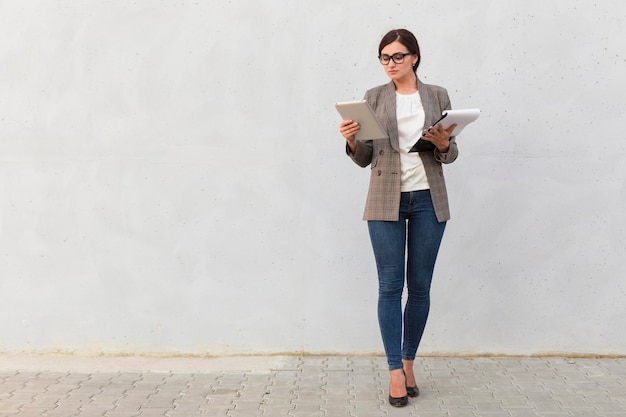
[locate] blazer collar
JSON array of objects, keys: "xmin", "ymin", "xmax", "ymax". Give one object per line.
[{"xmin": 382, "ymin": 78, "xmax": 431, "ymax": 152}]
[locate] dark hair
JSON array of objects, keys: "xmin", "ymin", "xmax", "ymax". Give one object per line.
[{"xmin": 378, "ymin": 29, "xmax": 421, "ymax": 72}]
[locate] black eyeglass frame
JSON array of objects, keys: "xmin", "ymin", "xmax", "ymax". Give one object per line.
[{"xmin": 378, "ymin": 52, "xmax": 414, "ymax": 65}]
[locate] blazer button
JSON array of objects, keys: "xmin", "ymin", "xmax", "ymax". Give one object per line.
[
  {"xmin": 377, "ymin": 170, "xmax": 382, "ymax": 176},
  {"xmin": 379, "ymin": 150, "xmax": 384, "ymax": 155}
]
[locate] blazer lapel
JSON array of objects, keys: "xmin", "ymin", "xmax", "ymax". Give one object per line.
[
  {"xmin": 382, "ymin": 79, "xmax": 435, "ymax": 152},
  {"xmin": 382, "ymin": 82, "xmax": 400, "ymax": 152},
  {"xmin": 418, "ymin": 79, "xmax": 439, "ymax": 127}
]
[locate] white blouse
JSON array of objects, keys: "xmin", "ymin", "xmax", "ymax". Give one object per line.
[{"xmin": 396, "ymin": 91, "xmax": 430, "ymax": 192}]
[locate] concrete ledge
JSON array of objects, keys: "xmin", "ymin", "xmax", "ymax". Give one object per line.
[{"xmin": 2, "ymin": 351, "xmax": 623, "ymax": 373}]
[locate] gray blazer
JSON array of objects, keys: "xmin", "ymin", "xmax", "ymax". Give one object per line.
[{"xmin": 347, "ymin": 79, "xmax": 458, "ymax": 222}]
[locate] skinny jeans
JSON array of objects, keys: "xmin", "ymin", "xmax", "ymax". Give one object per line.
[{"xmin": 367, "ymin": 190, "xmax": 446, "ymax": 371}]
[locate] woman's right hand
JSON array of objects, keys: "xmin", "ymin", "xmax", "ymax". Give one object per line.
[{"xmin": 340, "ymin": 119, "xmax": 360, "ymax": 152}]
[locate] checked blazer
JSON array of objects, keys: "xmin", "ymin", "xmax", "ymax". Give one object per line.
[{"xmin": 347, "ymin": 78, "xmax": 458, "ymax": 222}]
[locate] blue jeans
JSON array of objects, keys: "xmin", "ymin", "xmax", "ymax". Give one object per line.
[{"xmin": 367, "ymin": 190, "xmax": 446, "ymax": 371}]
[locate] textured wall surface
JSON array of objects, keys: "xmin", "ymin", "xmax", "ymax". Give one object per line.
[{"xmin": 1, "ymin": 0, "xmax": 625, "ymax": 356}]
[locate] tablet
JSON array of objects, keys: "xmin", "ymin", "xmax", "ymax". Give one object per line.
[{"xmin": 335, "ymin": 100, "xmax": 388, "ymax": 140}]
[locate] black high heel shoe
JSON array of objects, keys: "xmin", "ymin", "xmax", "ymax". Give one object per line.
[
  {"xmin": 389, "ymin": 372, "xmax": 409, "ymax": 407},
  {"xmin": 403, "ymin": 370, "xmax": 419, "ymax": 397},
  {"xmin": 406, "ymin": 385, "xmax": 419, "ymax": 397},
  {"xmin": 388, "ymin": 391, "xmax": 408, "ymax": 407}
]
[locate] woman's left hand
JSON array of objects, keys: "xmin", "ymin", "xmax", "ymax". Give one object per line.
[{"xmin": 421, "ymin": 123, "xmax": 457, "ymax": 153}]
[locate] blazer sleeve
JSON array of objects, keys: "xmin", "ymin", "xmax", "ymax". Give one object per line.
[{"xmin": 346, "ymin": 139, "xmax": 373, "ymax": 167}]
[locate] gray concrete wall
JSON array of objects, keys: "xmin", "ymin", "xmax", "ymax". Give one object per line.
[{"xmin": 1, "ymin": 0, "xmax": 625, "ymax": 356}]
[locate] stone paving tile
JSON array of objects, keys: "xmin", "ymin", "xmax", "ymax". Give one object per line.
[{"xmin": 0, "ymin": 357, "xmax": 624, "ymax": 416}]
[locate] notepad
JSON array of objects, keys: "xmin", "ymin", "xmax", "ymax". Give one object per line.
[{"xmin": 432, "ymin": 108, "xmax": 481, "ymax": 137}]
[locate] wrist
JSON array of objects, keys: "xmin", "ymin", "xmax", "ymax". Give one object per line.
[{"xmin": 346, "ymin": 137, "xmax": 357, "ymax": 153}]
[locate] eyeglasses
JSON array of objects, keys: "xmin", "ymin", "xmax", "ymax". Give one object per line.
[{"xmin": 378, "ymin": 52, "xmax": 414, "ymax": 65}]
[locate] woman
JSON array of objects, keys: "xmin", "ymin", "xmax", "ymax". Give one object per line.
[{"xmin": 339, "ymin": 29, "xmax": 458, "ymax": 407}]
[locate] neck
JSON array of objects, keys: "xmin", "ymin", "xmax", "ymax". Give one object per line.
[{"xmin": 393, "ymin": 73, "xmax": 418, "ymax": 94}]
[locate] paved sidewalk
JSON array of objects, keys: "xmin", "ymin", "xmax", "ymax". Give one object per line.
[{"xmin": 0, "ymin": 355, "xmax": 624, "ymax": 416}]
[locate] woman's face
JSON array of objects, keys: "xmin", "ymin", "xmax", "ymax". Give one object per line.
[{"xmin": 380, "ymin": 41, "xmax": 418, "ymax": 83}]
